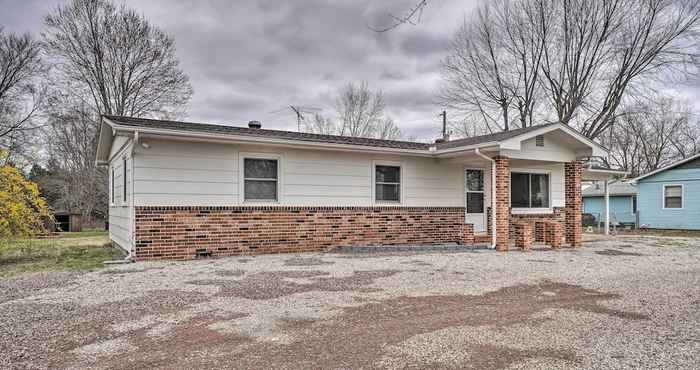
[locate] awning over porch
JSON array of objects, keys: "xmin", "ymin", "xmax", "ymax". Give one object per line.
[{"xmin": 582, "ymin": 165, "xmax": 630, "ymax": 235}]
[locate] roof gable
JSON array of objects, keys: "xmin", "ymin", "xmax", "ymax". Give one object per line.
[{"xmin": 633, "ymin": 152, "xmax": 700, "ymax": 182}]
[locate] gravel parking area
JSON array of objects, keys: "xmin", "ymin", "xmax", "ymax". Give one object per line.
[{"xmin": 1, "ymin": 236, "xmax": 699, "ymax": 369}]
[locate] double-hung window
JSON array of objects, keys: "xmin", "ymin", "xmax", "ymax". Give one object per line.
[
  {"xmin": 375, "ymin": 165, "xmax": 401, "ymax": 202},
  {"xmin": 243, "ymin": 157, "xmax": 279, "ymax": 201},
  {"xmin": 663, "ymin": 185, "xmax": 682, "ymax": 209},
  {"xmin": 511, "ymin": 172, "xmax": 550, "ymax": 208}
]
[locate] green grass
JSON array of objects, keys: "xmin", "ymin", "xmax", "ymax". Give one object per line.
[
  {"xmin": 0, "ymin": 232, "xmax": 125, "ymax": 277},
  {"xmin": 54, "ymin": 229, "xmax": 109, "ymax": 238}
]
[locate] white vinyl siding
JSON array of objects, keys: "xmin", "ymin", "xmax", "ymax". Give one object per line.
[
  {"xmin": 108, "ymin": 139, "xmax": 133, "ymax": 252},
  {"xmin": 131, "ymin": 139, "xmax": 465, "ymax": 207}
]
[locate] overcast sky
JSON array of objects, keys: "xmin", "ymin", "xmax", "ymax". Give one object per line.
[{"xmin": 0, "ymin": 0, "xmax": 482, "ymax": 139}]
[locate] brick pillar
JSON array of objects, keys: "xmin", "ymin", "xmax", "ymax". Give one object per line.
[
  {"xmin": 494, "ymin": 156, "xmax": 510, "ymax": 251},
  {"xmin": 462, "ymin": 223, "xmax": 474, "ymax": 245},
  {"xmin": 565, "ymin": 161, "xmax": 583, "ymax": 247}
]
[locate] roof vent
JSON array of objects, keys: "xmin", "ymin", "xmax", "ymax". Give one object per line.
[
  {"xmin": 535, "ymin": 135, "xmax": 545, "ymax": 147},
  {"xmin": 248, "ymin": 120, "xmax": 262, "ymax": 129}
]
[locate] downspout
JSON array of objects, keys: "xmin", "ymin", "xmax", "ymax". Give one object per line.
[
  {"xmin": 127, "ymin": 131, "xmax": 139, "ymax": 261},
  {"xmin": 474, "ymin": 148, "xmax": 497, "ymax": 249}
]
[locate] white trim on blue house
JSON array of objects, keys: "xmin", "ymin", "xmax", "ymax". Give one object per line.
[
  {"xmin": 662, "ymin": 183, "xmax": 684, "ymax": 210},
  {"xmin": 633, "ymin": 153, "xmax": 700, "ymax": 183}
]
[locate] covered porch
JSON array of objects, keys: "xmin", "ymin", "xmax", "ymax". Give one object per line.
[{"xmin": 435, "ymin": 126, "xmax": 624, "ymax": 251}]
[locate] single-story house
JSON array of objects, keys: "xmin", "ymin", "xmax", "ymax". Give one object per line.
[
  {"xmin": 582, "ymin": 182, "xmax": 637, "ymax": 226},
  {"xmin": 633, "ymin": 153, "xmax": 700, "ymax": 230},
  {"xmin": 95, "ymin": 115, "xmax": 623, "ymax": 260}
]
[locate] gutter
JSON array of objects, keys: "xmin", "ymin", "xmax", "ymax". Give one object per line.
[{"xmin": 473, "ymin": 148, "xmax": 497, "ymax": 249}]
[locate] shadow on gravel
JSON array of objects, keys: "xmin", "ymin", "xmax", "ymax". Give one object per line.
[
  {"xmin": 219, "ymin": 281, "xmax": 649, "ymax": 369},
  {"xmin": 595, "ymin": 249, "xmax": 645, "ymax": 257},
  {"xmin": 283, "ymin": 257, "xmax": 335, "ymax": 266},
  {"xmin": 188, "ymin": 270, "xmax": 400, "ymax": 300}
]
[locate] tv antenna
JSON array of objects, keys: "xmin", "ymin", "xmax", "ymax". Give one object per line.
[{"xmin": 268, "ymin": 105, "xmax": 322, "ymax": 131}]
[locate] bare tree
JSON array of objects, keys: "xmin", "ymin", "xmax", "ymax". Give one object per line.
[
  {"xmin": 601, "ymin": 97, "xmax": 699, "ymax": 176},
  {"xmin": 0, "ymin": 28, "xmax": 43, "ymax": 154},
  {"xmin": 441, "ymin": 0, "xmax": 700, "ymax": 139},
  {"xmin": 303, "ymin": 82, "xmax": 404, "ymax": 140},
  {"xmin": 441, "ymin": 6, "xmax": 514, "ymax": 133},
  {"xmin": 369, "ymin": 0, "xmax": 429, "ymax": 33},
  {"xmin": 41, "ymin": 90, "xmax": 107, "ymax": 219},
  {"xmin": 375, "ymin": 118, "xmax": 402, "ymax": 140},
  {"xmin": 40, "ymin": 0, "xmax": 193, "ymax": 221},
  {"xmin": 42, "ymin": 0, "xmax": 193, "ymax": 118},
  {"xmin": 441, "ymin": 0, "xmax": 549, "ymax": 134},
  {"xmin": 336, "ymin": 82, "xmax": 386, "ymax": 137}
]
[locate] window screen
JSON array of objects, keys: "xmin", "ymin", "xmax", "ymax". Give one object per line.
[
  {"xmin": 244, "ymin": 158, "xmax": 278, "ymax": 201},
  {"xmin": 375, "ymin": 165, "xmax": 400, "ymax": 202},
  {"xmin": 664, "ymin": 185, "xmax": 682, "ymax": 208},
  {"xmin": 511, "ymin": 173, "xmax": 550, "ymax": 208}
]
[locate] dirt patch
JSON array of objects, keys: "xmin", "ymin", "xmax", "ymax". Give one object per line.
[
  {"xmin": 86, "ymin": 314, "xmax": 250, "ymax": 370},
  {"xmin": 595, "ymin": 249, "xmax": 645, "ymax": 257},
  {"xmin": 0, "ymin": 289, "xmax": 210, "ymax": 369},
  {"xmin": 222, "ymin": 281, "xmax": 645, "ymax": 369},
  {"xmin": 188, "ymin": 270, "xmax": 399, "ymax": 300},
  {"xmin": 283, "ymin": 257, "xmax": 334, "ymax": 266}
]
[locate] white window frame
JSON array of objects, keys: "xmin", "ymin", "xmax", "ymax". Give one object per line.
[
  {"xmin": 464, "ymin": 168, "xmax": 486, "ymax": 214},
  {"xmin": 372, "ymin": 160, "xmax": 403, "ymax": 204},
  {"xmin": 110, "ymin": 165, "xmax": 115, "ymax": 207},
  {"xmin": 121, "ymin": 156, "xmax": 128, "ymax": 207},
  {"xmin": 239, "ymin": 152, "xmax": 282, "ymax": 204},
  {"xmin": 662, "ymin": 184, "xmax": 683, "ymax": 210},
  {"xmin": 510, "ymin": 170, "xmax": 553, "ymax": 214}
]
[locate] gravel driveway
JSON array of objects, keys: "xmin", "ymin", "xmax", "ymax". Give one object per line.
[{"xmin": 1, "ymin": 235, "xmax": 699, "ymax": 369}]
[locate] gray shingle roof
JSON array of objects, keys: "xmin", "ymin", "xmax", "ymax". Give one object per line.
[
  {"xmin": 582, "ymin": 182, "xmax": 636, "ymax": 197},
  {"xmin": 435, "ymin": 123, "xmax": 558, "ymax": 149},
  {"xmin": 103, "ymin": 115, "xmax": 563, "ymax": 152},
  {"xmin": 104, "ymin": 115, "xmax": 431, "ymax": 150}
]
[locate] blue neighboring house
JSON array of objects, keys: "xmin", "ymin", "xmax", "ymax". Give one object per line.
[
  {"xmin": 582, "ymin": 182, "xmax": 637, "ymax": 226},
  {"xmin": 633, "ymin": 153, "xmax": 700, "ymax": 230}
]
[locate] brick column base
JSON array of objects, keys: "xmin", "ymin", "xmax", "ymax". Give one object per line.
[
  {"xmin": 565, "ymin": 161, "xmax": 583, "ymax": 247},
  {"xmin": 462, "ymin": 223, "xmax": 474, "ymax": 245},
  {"xmin": 494, "ymin": 156, "xmax": 510, "ymax": 251},
  {"xmin": 514, "ymin": 222, "xmax": 533, "ymax": 251}
]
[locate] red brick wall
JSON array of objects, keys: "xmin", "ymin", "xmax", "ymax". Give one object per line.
[
  {"xmin": 494, "ymin": 156, "xmax": 510, "ymax": 251},
  {"xmin": 565, "ymin": 161, "xmax": 583, "ymax": 247},
  {"xmin": 134, "ymin": 206, "xmax": 468, "ymax": 260},
  {"xmin": 510, "ymin": 208, "xmax": 566, "ymax": 241}
]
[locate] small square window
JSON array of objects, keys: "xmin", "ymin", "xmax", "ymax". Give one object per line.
[
  {"xmin": 375, "ymin": 165, "xmax": 400, "ymax": 202},
  {"xmin": 244, "ymin": 158, "xmax": 278, "ymax": 201}
]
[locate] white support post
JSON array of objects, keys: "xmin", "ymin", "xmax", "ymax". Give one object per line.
[{"xmin": 603, "ymin": 180, "xmax": 610, "ymax": 235}]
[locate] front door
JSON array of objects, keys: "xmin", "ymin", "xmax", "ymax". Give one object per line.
[{"xmin": 465, "ymin": 169, "xmax": 486, "ymax": 232}]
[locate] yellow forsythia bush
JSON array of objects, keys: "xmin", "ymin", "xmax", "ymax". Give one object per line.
[{"xmin": 0, "ymin": 162, "xmax": 52, "ymax": 238}]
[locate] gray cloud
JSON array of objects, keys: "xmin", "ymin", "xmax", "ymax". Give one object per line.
[{"xmin": 0, "ymin": 0, "xmax": 477, "ymax": 138}]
